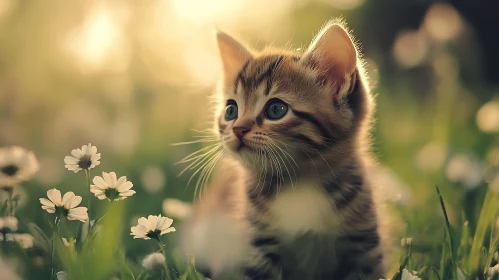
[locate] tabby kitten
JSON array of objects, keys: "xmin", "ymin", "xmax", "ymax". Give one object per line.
[{"xmin": 181, "ymin": 21, "xmax": 385, "ymax": 280}]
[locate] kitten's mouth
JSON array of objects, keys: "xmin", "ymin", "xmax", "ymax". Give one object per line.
[
  {"xmin": 236, "ymin": 142, "xmax": 246, "ymax": 151},
  {"xmin": 236, "ymin": 140, "xmax": 253, "ymax": 152}
]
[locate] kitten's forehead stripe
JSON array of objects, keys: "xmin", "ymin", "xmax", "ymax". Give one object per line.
[
  {"xmin": 233, "ymin": 55, "xmax": 286, "ymax": 99},
  {"xmin": 234, "ymin": 60, "xmax": 251, "ymax": 95}
]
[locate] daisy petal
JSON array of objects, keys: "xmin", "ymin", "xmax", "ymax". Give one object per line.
[
  {"xmin": 39, "ymin": 198, "xmax": 55, "ymax": 207},
  {"xmin": 47, "ymin": 189, "xmax": 62, "ymax": 205},
  {"xmin": 61, "ymin": 192, "xmax": 75, "ymax": 208},
  {"xmin": 160, "ymin": 227, "xmax": 176, "ymax": 235}
]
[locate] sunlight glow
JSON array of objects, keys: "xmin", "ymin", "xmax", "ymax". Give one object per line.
[
  {"xmin": 319, "ymin": 0, "xmax": 365, "ymax": 10},
  {"xmin": 0, "ymin": 0, "xmax": 13, "ymax": 19},
  {"xmin": 64, "ymin": 4, "xmax": 129, "ymax": 73},
  {"xmin": 172, "ymin": 0, "xmax": 243, "ymax": 21}
]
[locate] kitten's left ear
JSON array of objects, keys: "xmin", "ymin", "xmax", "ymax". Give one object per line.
[
  {"xmin": 301, "ymin": 23, "xmax": 357, "ymax": 90},
  {"xmin": 216, "ymin": 32, "xmax": 252, "ymax": 82}
]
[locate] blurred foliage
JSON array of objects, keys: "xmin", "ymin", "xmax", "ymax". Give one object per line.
[{"xmin": 0, "ymin": 0, "xmax": 498, "ymax": 279}]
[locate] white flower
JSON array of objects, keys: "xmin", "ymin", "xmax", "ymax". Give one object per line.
[
  {"xmin": 162, "ymin": 198, "xmax": 191, "ymax": 219},
  {"xmin": 56, "ymin": 271, "xmax": 68, "ymax": 280},
  {"xmin": 64, "ymin": 143, "xmax": 101, "ymax": 173},
  {"xmin": 0, "ymin": 216, "xmax": 18, "ymax": 232},
  {"xmin": 0, "ymin": 146, "xmax": 39, "ymax": 187},
  {"xmin": 1, "ymin": 233, "xmax": 34, "ymax": 249},
  {"xmin": 39, "ymin": 189, "xmax": 88, "ymax": 222},
  {"xmin": 141, "ymin": 252, "xmax": 166, "ymax": 270},
  {"xmin": 90, "ymin": 172, "xmax": 135, "ymax": 201},
  {"xmin": 401, "ymin": 269, "xmax": 421, "ymax": 280},
  {"xmin": 400, "ymin": 237, "xmax": 413, "ymax": 246},
  {"xmin": 130, "ymin": 215, "xmax": 176, "ymax": 240}
]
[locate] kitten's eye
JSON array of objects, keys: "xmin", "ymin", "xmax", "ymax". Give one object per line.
[
  {"xmin": 224, "ymin": 101, "xmax": 238, "ymax": 121},
  {"xmin": 265, "ymin": 100, "xmax": 288, "ymax": 120}
]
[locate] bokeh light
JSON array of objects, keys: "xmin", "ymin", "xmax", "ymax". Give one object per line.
[
  {"xmin": 392, "ymin": 30, "xmax": 428, "ymax": 68},
  {"xmin": 415, "ymin": 142, "xmax": 448, "ymax": 173},
  {"xmin": 423, "ymin": 3, "xmax": 463, "ymax": 42},
  {"xmin": 140, "ymin": 166, "xmax": 166, "ymax": 194},
  {"xmin": 445, "ymin": 153, "xmax": 484, "ymax": 189},
  {"xmin": 476, "ymin": 100, "xmax": 499, "ymax": 133}
]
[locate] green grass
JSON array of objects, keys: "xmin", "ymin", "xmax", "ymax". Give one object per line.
[{"xmin": 2, "ymin": 177, "xmax": 499, "ymax": 279}]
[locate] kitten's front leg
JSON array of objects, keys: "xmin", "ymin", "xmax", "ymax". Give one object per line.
[
  {"xmin": 335, "ymin": 226, "xmax": 384, "ymax": 280},
  {"xmin": 242, "ymin": 232, "xmax": 282, "ymax": 280},
  {"xmin": 243, "ymin": 235, "xmax": 281, "ymax": 280}
]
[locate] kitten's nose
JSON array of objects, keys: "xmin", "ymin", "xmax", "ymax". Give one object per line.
[{"xmin": 233, "ymin": 126, "xmax": 251, "ymax": 140}]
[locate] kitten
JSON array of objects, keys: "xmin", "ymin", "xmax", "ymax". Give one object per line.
[{"xmin": 181, "ymin": 20, "xmax": 386, "ymax": 280}]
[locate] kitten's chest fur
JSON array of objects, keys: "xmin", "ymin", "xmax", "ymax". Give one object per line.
[{"xmin": 265, "ymin": 181, "xmax": 341, "ymax": 238}]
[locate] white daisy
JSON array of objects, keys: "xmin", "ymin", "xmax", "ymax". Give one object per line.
[
  {"xmin": 0, "ymin": 216, "xmax": 18, "ymax": 233},
  {"xmin": 141, "ymin": 252, "xmax": 166, "ymax": 270},
  {"xmin": 400, "ymin": 269, "xmax": 421, "ymax": 280},
  {"xmin": 0, "ymin": 146, "xmax": 39, "ymax": 187},
  {"xmin": 130, "ymin": 215, "xmax": 176, "ymax": 240},
  {"xmin": 90, "ymin": 172, "xmax": 135, "ymax": 201},
  {"xmin": 64, "ymin": 143, "xmax": 101, "ymax": 173},
  {"xmin": 39, "ymin": 189, "xmax": 88, "ymax": 222}
]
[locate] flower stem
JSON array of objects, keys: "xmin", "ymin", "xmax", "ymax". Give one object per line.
[
  {"xmin": 157, "ymin": 239, "xmax": 171, "ymax": 280},
  {"xmin": 85, "ymin": 169, "xmax": 91, "ymax": 233},
  {"xmin": 50, "ymin": 235, "xmax": 54, "ymax": 280},
  {"xmin": 50, "ymin": 218, "xmax": 60, "ymax": 280}
]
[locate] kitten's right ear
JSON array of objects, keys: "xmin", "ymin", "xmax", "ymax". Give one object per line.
[{"xmin": 216, "ymin": 32, "xmax": 252, "ymax": 81}]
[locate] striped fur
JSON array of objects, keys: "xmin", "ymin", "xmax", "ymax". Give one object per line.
[{"xmin": 182, "ymin": 21, "xmax": 386, "ymax": 280}]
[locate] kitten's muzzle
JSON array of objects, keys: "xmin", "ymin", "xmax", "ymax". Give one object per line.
[{"xmin": 233, "ymin": 126, "xmax": 251, "ymax": 140}]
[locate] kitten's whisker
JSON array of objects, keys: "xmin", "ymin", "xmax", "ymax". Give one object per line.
[
  {"xmin": 263, "ymin": 146, "xmax": 277, "ymax": 195},
  {"xmin": 314, "ymin": 148, "xmax": 337, "ymax": 182},
  {"xmin": 192, "ymin": 135, "xmax": 219, "ymax": 139},
  {"xmin": 257, "ymin": 147, "xmax": 268, "ymax": 198},
  {"xmin": 176, "ymin": 143, "xmax": 221, "ymax": 164},
  {"xmin": 203, "ymin": 151, "xmax": 223, "ymax": 195},
  {"xmin": 269, "ymin": 140, "xmax": 299, "ymax": 168},
  {"xmin": 191, "ymin": 149, "xmax": 223, "ymax": 197},
  {"xmin": 269, "ymin": 140, "xmax": 297, "ymax": 175},
  {"xmin": 195, "ymin": 150, "xmax": 223, "ymax": 198},
  {"xmin": 179, "ymin": 145, "xmax": 221, "ymax": 176},
  {"xmin": 268, "ymin": 141, "xmax": 295, "ymax": 190},
  {"xmin": 254, "ymin": 146, "xmax": 265, "ymax": 196},
  {"xmin": 266, "ymin": 145, "xmax": 283, "ymax": 195},
  {"xmin": 172, "ymin": 138, "xmax": 220, "ymax": 146},
  {"xmin": 190, "ymin": 128, "xmax": 216, "ymax": 134},
  {"xmin": 301, "ymin": 149, "xmax": 321, "ymax": 181}
]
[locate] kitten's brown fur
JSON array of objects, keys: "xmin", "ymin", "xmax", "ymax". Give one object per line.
[{"xmin": 181, "ymin": 20, "xmax": 387, "ymax": 280}]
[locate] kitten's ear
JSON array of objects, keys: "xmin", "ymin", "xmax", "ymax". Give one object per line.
[
  {"xmin": 301, "ymin": 23, "xmax": 357, "ymax": 89},
  {"xmin": 216, "ymin": 32, "xmax": 252, "ymax": 81}
]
